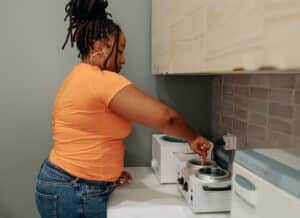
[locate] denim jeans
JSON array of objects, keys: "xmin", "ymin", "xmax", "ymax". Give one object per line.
[{"xmin": 35, "ymin": 160, "xmax": 116, "ymax": 218}]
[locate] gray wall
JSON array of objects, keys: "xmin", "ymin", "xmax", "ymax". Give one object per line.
[
  {"xmin": 211, "ymin": 74, "xmax": 300, "ymax": 155},
  {"xmin": 0, "ymin": 0, "xmax": 212, "ymax": 217},
  {"xmin": 0, "ymin": 1, "xmax": 77, "ymax": 218}
]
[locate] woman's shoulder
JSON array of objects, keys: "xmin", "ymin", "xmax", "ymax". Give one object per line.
[
  {"xmin": 74, "ymin": 63, "xmax": 121, "ymax": 76},
  {"xmin": 72, "ymin": 63, "xmax": 131, "ymax": 85}
]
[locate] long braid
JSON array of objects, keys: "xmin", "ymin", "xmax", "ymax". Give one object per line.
[
  {"xmin": 62, "ymin": 0, "xmax": 122, "ymax": 62},
  {"xmin": 114, "ymin": 30, "xmax": 120, "ymax": 69}
]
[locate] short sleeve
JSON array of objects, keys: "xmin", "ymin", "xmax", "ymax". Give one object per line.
[{"xmin": 90, "ymin": 69, "xmax": 132, "ymax": 106}]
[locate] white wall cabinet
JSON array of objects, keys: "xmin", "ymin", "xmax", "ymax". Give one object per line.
[
  {"xmin": 262, "ymin": 0, "xmax": 300, "ymax": 70},
  {"xmin": 168, "ymin": 0, "xmax": 206, "ymax": 74},
  {"xmin": 152, "ymin": 0, "xmax": 207, "ymax": 75},
  {"xmin": 151, "ymin": 0, "xmax": 300, "ymax": 75},
  {"xmin": 206, "ymin": 0, "xmax": 264, "ymax": 72},
  {"xmin": 151, "ymin": 0, "xmax": 170, "ymax": 75}
]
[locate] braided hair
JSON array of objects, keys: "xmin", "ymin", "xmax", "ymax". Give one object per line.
[{"xmin": 62, "ymin": 0, "xmax": 122, "ymax": 70}]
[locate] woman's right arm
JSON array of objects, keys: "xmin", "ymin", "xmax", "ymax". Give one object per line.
[{"xmin": 108, "ymin": 85, "xmax": 210, "ymax": 155}]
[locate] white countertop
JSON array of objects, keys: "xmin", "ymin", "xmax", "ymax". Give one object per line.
[{"xmin": 108, "ymin": 167, "xmax": 230, "ymax": 218}]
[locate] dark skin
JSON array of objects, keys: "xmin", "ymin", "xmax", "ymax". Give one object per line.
[
  {"xmin": 83, "ymin": 32, "xmax": 125, "ymax": 73},
  {"xmin": 83, "ymin": 32, "xmax": 211, "ymax": 184}
]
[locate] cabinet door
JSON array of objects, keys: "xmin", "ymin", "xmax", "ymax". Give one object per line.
[
  {"xmin": 152, "ymin": 0, "xmax": 171, "ymax": 75},
  {"xmin": 169, "ymin": 0, "xmax": 206, "ymax": 74},
  {"xmin": 206, "ymin": 0, "xmax": 264, "ymax": 72},
  {"xmin": 262, "ymin": 0, "xmax": 300, "ymax": 70}
]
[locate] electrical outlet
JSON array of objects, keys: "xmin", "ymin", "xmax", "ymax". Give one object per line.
[{"xmin": 223, "ymin": 133, "xmax": 237, "ymax": 150}]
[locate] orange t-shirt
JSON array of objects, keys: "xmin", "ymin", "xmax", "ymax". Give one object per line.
[{"xmin": 49, "ymin": 63, "xmax": 133, "ymax": 181}]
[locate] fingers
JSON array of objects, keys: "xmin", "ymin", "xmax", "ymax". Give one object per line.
[
  {"xmin": 117, "ymin": 171, "xmax": 133, "ymax": 186},
  {"xmin": 190, "ymin": 136, "xmax": 210, "ymax": 165},
  {"xmin": 200, "ymin": 143, "xmax": 210, "ymax": 152},
  {"xmin": 122, "ymin": 171, "xmax": 132, "ymax": 183},
  {"xmin": 123, "ymin": 171, "xmax": 133, "ymax": 180}
]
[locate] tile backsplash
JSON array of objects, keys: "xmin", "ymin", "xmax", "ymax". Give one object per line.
[{"xmin": 211, "ymin": 74, "xmax": 300, "ymax": 154}]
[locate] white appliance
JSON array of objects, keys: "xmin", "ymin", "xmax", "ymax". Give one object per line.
[
  {"xmin": 174, "ymin": 152, "xmax": 215, "ymax": 196},
  {"xmin": 231, "ymin": 149, "xmax": 300, "ymax": 218},
  {"xmin": 151, "ymin": 134, "xmax": 192, "ymax": 183},
  {"xmin": 175, "ymin": 142, "xmax": 233, "ymax": 213},
  {"xmin": 188, "ymin": 167, "xmax": 232, "ymax": 213},
  {"xmin": 176, "ymin": 156, "xmax": 232, "ymax": 213}
]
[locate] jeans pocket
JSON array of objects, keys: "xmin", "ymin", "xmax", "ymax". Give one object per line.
[
  {"xmin": 81, "ymin": 185, "xmax": 114, "ymax": 218},
  {"xmin": 35, "ymin": 191, "xmax": 57, "ymax": 218},
  {"xmin": 38, "ymin": 165, "xmax": 71, "ymax": 184},
  {"xmin": 84, "ymin": 182, "xmax": 115, "ymax": 198}
]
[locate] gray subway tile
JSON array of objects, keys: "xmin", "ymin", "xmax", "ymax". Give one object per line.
[
  {"xmin": 223, "ymin": 95, "xmax": 233, "ymax": 104},
  {"xmin": 224, "ymin": 75, "xmax": 235, "ymax": 85},
  {"xmin": 295, "ymin": 106, "xmax": 300, "ymax": 121},
  {"xmin": 249, "ymin": 75, "xmax": 270, "ymax": 88},
  {"xmin": 294, "ymin": 120, "xmax": 300, "ymax": 136},
  {"xmin": 291, "ymin": 137, "xmax": 300, "ymax": 155},
  {"xmin": 234, "ymin": 107, "xmax": 248, "ymax": 121},
  {"xmin": 267, "ymin": 131, "xmax": 292, "ymax": 148},
  {"xmin": 234, "ymin": 97, "xmax": 248, "ymax": 109},
  {"xmin": 233, "ymin": 119, "xmax": 247, "ymax": 130},
  {"xmin": 296, "ymin": 75, "xmax": 300, "ymax": 89},
  {"xmin": 236, "ymin": 136, "xmax": 247, "ymax": 149},
  {"xmin": 211, "ymin": 116, "xmax": 222, "ymax": 138},
  {"xmin": 222, "ymin": 125, "xmax": 233, "ymax": 135},
  {"xmin": 247, "ymin": 125, "xmax": 267, "ymax": 142},
  {"xmin": 249, "ymin": 113, "xmax": 267, "ymax": 127},
  {"xmin": 250, "ymin": 88, "xmax": 270, "ymax": 100},
  {"xmin": 222, "ymin": 116, "xmax": 233, "ymax": 134},
  {"xmin": 269, "ymin": 103, "xmax": 293, "ymax": 119},
  {"xmin": 246, "ymin": 137, "xmax": 267, "ymax": 148},
  {"xmin": 223, "ymin": 86, "xmax": 234, "ymax": 96},
  {"xmin": 222, "ymin": 102, "xmax": 234, "ymax": 116},
  {"xmin": 235, "ymin": 87, "xmax": 249, "ymax": 98},
  {"xmin": 211, "ymin": 75, "xmax": 300, "ymax": 146},
  {"xmin": 234, "ymin": 75, "xmax": 250, "ymax": 86},
  {"xmin": 268, "ymin": 118, "xmax": 292, "ymax": 134},
  {"xmin": 248, "ymin": 99, "xmax": 268, "ymax": 114},
  {"xmin": 294, "ymin": 107, "xmax": 300, "ymax": 136},
  {"xmin": 270, "ymin": 89, "xmax": 293, "ymax": 104},
  {"xmin": 270, "ymin": 75, "xmax": 296, "ymax": 88},
  {"xmin": 294, "ymin": 136, "xmax": 300, "ymax": 145},
  {"xmin": 222, "ymin": 116, "xmax": 233, "ymax": 129},
  {"xmin": 233, "ymin": 120, "xmax": 247, "ymax": 137},
  {"xmin": 295, "ymin": 91, "xmax": 300, "ymax": 104}
]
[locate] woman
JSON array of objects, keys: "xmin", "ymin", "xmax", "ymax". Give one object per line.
[{"xmin": 35, "ymin": 0, "xmax": 211, "ymax": 217}]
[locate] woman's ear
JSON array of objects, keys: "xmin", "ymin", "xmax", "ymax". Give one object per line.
[
  {"xmin": 91, "ymin": 41, "xmax": 109, "ymax": 57},
  {"xmin": 102, "ymin": 49, "xmax": 108, "ymax": 57}
]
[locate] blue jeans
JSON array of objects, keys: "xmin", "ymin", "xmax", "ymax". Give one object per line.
[{"xmin": 35, "ymin": 160, "xmax": 116, "ymax": 218}]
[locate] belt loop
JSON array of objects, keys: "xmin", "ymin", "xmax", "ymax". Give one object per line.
[
  {"xmin": 70, "ymin": 177, "xmax": 80, "ymax": 187},
  {"xmin": 40, "ymin": 159, "xmax": 47, "ymax": 170}
]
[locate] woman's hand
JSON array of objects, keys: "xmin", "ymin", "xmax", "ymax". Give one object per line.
[
  {"xmin": 188, "ymin": 136, "xmax": 211, "ymax": 164},
  {"xmin": 116, "ymin": 170, "xmax": 132, "ymax": 186}
]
